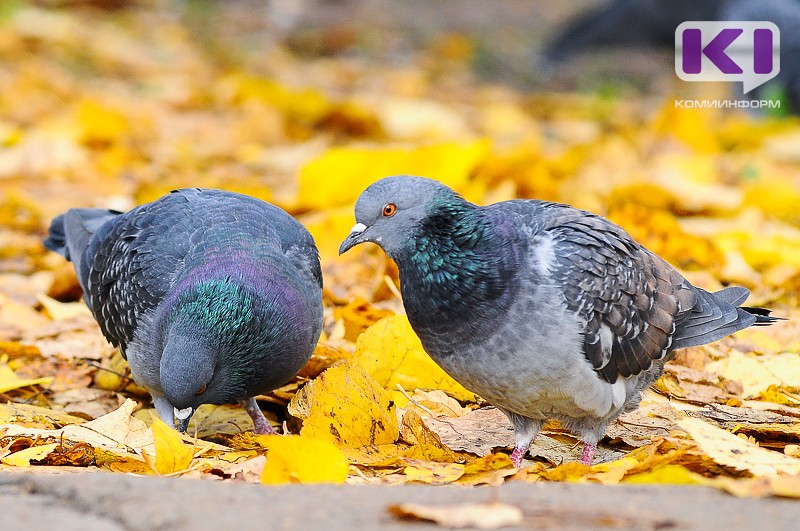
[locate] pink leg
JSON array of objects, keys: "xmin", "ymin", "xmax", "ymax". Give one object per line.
[
  {"xmin": 510, "ymin": 445, "xmax": 527, "ymax": 468},
  {"xmin": 241, "ymin": 397, "xmax": 277, "ymax": 435},
  {"xmin": 581, "ymin": 443, "xmax": 596, "ymax": 465}
]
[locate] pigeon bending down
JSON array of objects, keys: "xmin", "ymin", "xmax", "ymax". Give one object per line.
[
  {"xmin": 339, "ymin": 176, "xmax": 779, "ymax": 466},
  {"xmin": 45, "ymin": 189, "xmax": 323, "ymax": 433}
]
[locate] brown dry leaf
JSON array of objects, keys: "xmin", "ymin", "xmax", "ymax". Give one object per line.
[
  {"xmin": 401, "ymin": 410, "xmax": 456, "ymax": 452},
  {"xmin": 0, "ymin": 402, "xmax": 87, "ymax": 429},
  {"xmin": 424, "ymin": 407, "xmax": 514, "ymax": 456},
  {"xmin": 388, "ymin": 502, "xmax": 523, "ymax": 529},
  {"xmin": 677, "ymin": 417, "xmax": 800, "ymax": 476},
  {"xmin": 605, "ymin": 402, "xmax": 679, "ymax": 448},
  {"xmin": 691, "ymin": 404, "xmax": 800, "ymax": 445},
  {"xmin": 0, "ymin": 399, "xmax": 154, "ymax": 458},
  {"xmin": 402, "ymin": 389, "xmax": 471, "ymax": 418}
]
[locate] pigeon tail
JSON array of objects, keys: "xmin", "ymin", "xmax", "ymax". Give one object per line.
[
  {"xmin": 45, "ymin": 208, "xmax": 120, "ymax": 289},
  {"xmin": 671, "ymin": 286, "xmax": 779, "ymax": 351}
]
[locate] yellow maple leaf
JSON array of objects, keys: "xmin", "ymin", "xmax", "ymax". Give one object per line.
[
  {"xmin": 0, "ymin": 354, "xmax": 52, "ymax": 393},
  {"xmin": 296, "ymin": 140, "xmax": 491, "ymax": 210},
  {"xmin": 151, "ymin": 415, "xmax": 194, "ymax": 475},
  {"xmin": 353, "ymin": 315, "xmax": 476, "ymax": 402},
  {"xmin": 293, "ymin": 363, "xmax": 399, "ymax": 448},
  {"xmin": 261, "ymin": 434, "xmax": 349, "ymax": 485}
]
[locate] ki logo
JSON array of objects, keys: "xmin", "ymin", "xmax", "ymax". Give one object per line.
[{"xmin": 675, "ymin": 21, "xmax": 780, "ymax": 94}]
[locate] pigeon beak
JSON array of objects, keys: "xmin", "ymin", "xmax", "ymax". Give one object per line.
[
  {"xmin": 338, "ymin": 222, "xmax": 368, "ymax": 255},
  {"xmin": 174, "ymin": 406, "xmax": 193, "ymax": 433}
]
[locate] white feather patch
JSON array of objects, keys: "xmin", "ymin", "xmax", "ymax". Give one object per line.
[
  {"xmin": 533, "ymin": 234, "xmax": 556, "ymax": 275},
  {"xmin": 611, "ymin": 378, "xmax": 627, "ymax": 410}
]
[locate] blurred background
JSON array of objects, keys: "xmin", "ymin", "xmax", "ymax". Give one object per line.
[{"xmin": 1, "ymin": 0, "xmax": 800, "ymax": 314}]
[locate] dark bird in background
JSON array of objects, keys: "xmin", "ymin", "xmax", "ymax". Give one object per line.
[
  {"xmin": 542, "ymin": 0, "xmax": 800, "ymax": 114},
  {"xmin": 340, "ymin": 176, "xmax": 780, "ymax": 466},
  {"xmin": 45, "ymin": 188, "xmax": 323, "ymax": 433}
]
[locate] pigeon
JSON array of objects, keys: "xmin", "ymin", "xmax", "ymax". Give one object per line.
[
  {"xmin": 339, "ymin": 176, "xmax": 779, "ymax": 466},
  {"xmin": 45, "ymin": 188, "xmax": 323, "ymax": 433}
]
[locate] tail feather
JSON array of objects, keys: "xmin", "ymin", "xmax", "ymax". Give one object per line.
[
  {"xmin": 714, "ymin": 286, "xmax": 750, "ymax": 307},
  {"xmin": 740, "ymin": 306, "xmax": 786, "ymax": 326},
  {"xmin": 43, "ymin": 213, "xmax": 70, "ymax": 259},
  {"xmin": 44, "ymin": 208, "xmax": 120, "ymax": 293},
  {"xmin": 671, "ymin": 287, "xmax": 781, "ymax": 350}
]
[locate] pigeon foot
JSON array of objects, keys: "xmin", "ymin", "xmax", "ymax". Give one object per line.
[
  {"xmin": 241, "ymin": 397, "xmax": 277, "ymax": 435},
  {"xmin": 510, "ymin": 446, "xmax": 527, "ymax": 468},
  {"xmin": 581, "ymin": 443, "xmax": 596, "ymax": 465}
]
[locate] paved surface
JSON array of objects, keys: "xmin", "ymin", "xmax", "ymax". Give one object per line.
[{"xmin": 1, "ymin": 472, "xmax": 799, "ymax": 530}]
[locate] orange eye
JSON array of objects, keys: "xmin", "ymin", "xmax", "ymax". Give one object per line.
[
  {"xmin": 382, "ymin": 203, "xmax": 397, "ymax": 217},
  {"xmin": 195, "ymin": 385, "xmax": 207, "ymax": 396}
]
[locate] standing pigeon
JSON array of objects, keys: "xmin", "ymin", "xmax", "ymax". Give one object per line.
[
  {"xmin": 45, "ymin": 188, "xmax": 323, "ymax": 433},
  {"xmin": 339, "ymin": 176, "xmax": 778, "ymax": 466}
]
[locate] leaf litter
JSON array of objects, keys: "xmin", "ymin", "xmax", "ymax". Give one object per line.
[{"xmin": 0, "ymin": 0, "xmax": 797, "ymax": 500}]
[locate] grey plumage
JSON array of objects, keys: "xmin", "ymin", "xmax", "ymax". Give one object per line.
[
  {"xmin": 45, "ymin": 188, "xmax": 323, "ymax": 433},
  {"xmin": 339, "ymin": 176, "xmax": 779, "ymax": 466}
]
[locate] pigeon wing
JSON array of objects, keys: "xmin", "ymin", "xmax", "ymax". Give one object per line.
[{"xmin": 535, "ymin": 205, "xmax": 698, "ymax": 384}]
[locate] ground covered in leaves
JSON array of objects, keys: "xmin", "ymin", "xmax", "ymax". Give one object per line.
[{"xmin": 1, "ymin": 0, "xmax": 800, "ymax": 501}]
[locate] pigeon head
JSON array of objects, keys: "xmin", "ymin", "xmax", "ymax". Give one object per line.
[
  {"xmin": 158, "ymin": 278, "xmax": 273, "ymax": 432},
  {"xmin": 339, "ymin": 175, "xmax": 463, "ymax": 258}
]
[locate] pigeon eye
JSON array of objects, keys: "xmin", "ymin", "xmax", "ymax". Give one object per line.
[
  {"xmin": 195, "ymin": 384, "xmax": 207, "ymax": 396},
  {"xmin": 382, "ymin": 203, "xmax": 397, "ymax": 217}
]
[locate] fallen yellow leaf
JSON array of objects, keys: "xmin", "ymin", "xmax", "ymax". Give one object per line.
[
  {"xmin": 389, "ymin": 502, "xmax": 523, "ymax": 529},
  {"xmin": 261, "ymin": 434, "xmax": 349, "ymax": 485},
  {"xmin": 354, "ymin": 315, "xmax": 475, "ymax": 402},
  {"xmin": 403, "ymin": 459, "xmax": 465, "ymax": 484},
  {"xmin": 293, "ymin": 363, "xmax": 399, "ymax": 448},
  {"xmin": 678, "ymin": 417, "xmax": 800, "ymax": 476},
  {"xmin": 296, "ymin": 140, "xmax": 490, "ymax": 210},
  {"xmin": 37, "ymin": 293, "xmax": 91, "ymax": 321},
  {"xmin": 0, "ymin": 443, "xmax": 58, "ymax": 467},
  {"xmin": 0, "ymin": 354, "xmax": 53, "ymax": 393},
  {"xmin": 0, "ymin": 399, "xmax": 155, "ymax": 459},
  {"xmin": 151, "ymin": 415, "xmax": 195, "ymax": 475}
]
